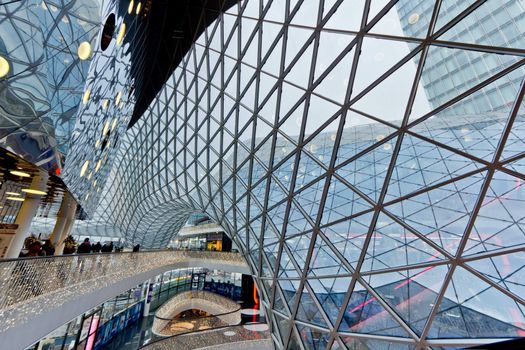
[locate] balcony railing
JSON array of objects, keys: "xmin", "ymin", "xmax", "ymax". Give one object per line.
[
  {"xmin": 152, "ymin": 290, "xmax": 242, "ymax": 336},
  {"xmin": 0, "ymin": 250, "xmax": 248, "ymax": 342}
]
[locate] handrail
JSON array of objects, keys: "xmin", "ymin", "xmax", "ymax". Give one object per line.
[
  {"xmin": 0, "ymin": 249, "xmax": 249, "ymax": 349},
  {"xmin": 0, "ymin": 248, "xmax": 176, "ymax": 263},
  {"xmin": 152, "ymin": 290, "xmax": 242, "ymax": 337},
  {"xmin": 154, "ymin": 300, "xmax": 241, "ymax": 321}
]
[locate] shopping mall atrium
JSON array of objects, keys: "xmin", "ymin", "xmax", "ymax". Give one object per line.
[{"xmin": 1, "ymin": 0, "xmax": 525, "ymax": 349}]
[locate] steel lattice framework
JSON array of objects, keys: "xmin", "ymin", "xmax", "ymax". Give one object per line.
[
  {"xmin": 0, "ymin": 0, "xmax": 100, "ymax": 169},
  {"xmin": 74, "ymin": 0, "xmax": 525, "ymax": 348}
]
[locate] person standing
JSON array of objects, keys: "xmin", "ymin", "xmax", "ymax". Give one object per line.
[{"xmin": 77, "ymin": 238, "xmax": 92, "ymax": 254}]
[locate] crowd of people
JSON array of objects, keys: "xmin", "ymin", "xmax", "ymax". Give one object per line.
[{"xmin": 20, "ymin": 237, "xmax": 123, "ymax": 257}]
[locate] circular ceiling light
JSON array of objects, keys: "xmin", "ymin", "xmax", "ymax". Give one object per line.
[
  {"xmin": 408, "ymin": 13, "xmax": 420, "ymax": 25},
  {"xmin": 103, "ymin": 121, "xmax": 110, "ymax": 136},
  {"xmin": 22, "ymin": 189, "xmax": 46, "ymax": 195},
  {"xmin": 10, "ymin": 170, "xmax": 30, "ymax": 177},
  {"xmin": 80, "ymin": 160, "xmax": 89, "ymax": 177},
  {"xmin": 7, "ymin": 197, "xmax": 24, "ymax": 202},
  {"xmin": 77, "ymin": 41, "xmax": 92, "ymax": 60},
  {"xmin": 128, "ymin": 0, "xmax": 134, "ymax": 14},
  {"xmin": 82, "ymin": 89, "xmax": 91, "ymax": 105},
  {"xmin": 0, "ymin": 56, "xmax": 10, "ymax": 78},
  {"xmin": 115, "ymin": 91, "xmax": 122, "ymax": 106},
  {"xmin": 116, "ymin": 22, "xmax": 126, "ymax": 46},
  {"xmin": 136, "ymin": 2, "xmax": 142, "ymax": 15}
]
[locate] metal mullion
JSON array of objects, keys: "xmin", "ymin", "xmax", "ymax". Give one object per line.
[
  {"xmin": 461, "ymin": 244, "xmax": 525, "ymax": 264},
  {"xmin": 328, "ymin": 1, "xmax": 444, "ymax": 346},
  {"xmin": 380, "ymin": 207, "xmax": 455, "ymax": 260},
  {"xmin": 281, "ymin": 0, "xmax": 327, "ymax": 344},
  {"xmin": 406, "ymin": 58, "xmax": 525, "ymax": 131},
  {"xmin": 355, "ymin": 274, "xmax": 421, "ymax": 342},
  {"xmin": 405, "ymin": 129, "xmax": 492, "ymax": 167},
  {"xmin": 431, "ymin": 39, "xmax": 525, "ymax": 57},
  {"xmin": 333, "ymin": 130, "xmax": 400, "ymax": 172},
  {"xmin": 460, "ymin": 261, "xmax": 525, "ymax": 307},
  {"xmin": 417, "ymin": 69, "xmax": 525, "ymax": 347},
  {"xmin": 311, "ymin": 229, "xmax": 356, "ymax": 274},
  {"xmin": 360, "ymin": 259, "xmax": 451, "ymax": 278}
]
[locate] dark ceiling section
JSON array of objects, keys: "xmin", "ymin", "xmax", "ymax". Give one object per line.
[{"xmin": 129, "ymin": 0, "xmax": 239, "ymax": 128}]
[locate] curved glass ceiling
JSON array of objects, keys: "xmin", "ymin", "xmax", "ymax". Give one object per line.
[
  {"xmin": 73, "ymin": 0, "xmax": 525, "ymax": 348},
  {"xmin": 0, "ymin": 0, "xmax": 100, "ymax": 170}
]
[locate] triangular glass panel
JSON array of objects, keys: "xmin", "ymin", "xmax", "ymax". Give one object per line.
[
  {"xmin": 277, "ymin": 278, "xmax": 302, "ymax": 311},
  {"xmin": 278, "ymin": 82, "xmax": 306, "ymax": 123},
  {"xmin": 353, "ymin": 36, "xmax": 418, "ymax": 95},
  {"xmin": 263, "ymin": 242, "xmax": 280, "ymax": 270},
  {"xmin": 417, "ymin": 46, "xmax": 521, "ymax": 114},
  {"xmin": 313, "ymin": 46, "xmax": 354, "ymax": 105},
  {"xmin": 466, "ymin": 251, "xmax": 525, "ymax": 299},
  {"xmin": 264, "ymin": 0, "xmax": 286, "ymax": 23},
  {"xmin": 370, "ymin": 0, "xmax": 432, "ymax": 39},
  {"xmin": 296, "ymin": 286, "xmax": 329, "ymax": 327},
  {"xmin": 307, "ymin": 234, "xmax": 351, "ymax": 277},
  {"xmin": 289, "ymin": 1, "xmax": 320, "ymax": 28},
  {"xmin": 261, "ymin": 36, "xmax": 284, "ymax": 77},
  {"xmin": 463, "ymin": 171, "xmax": 525, "ymax": 256},
  {"xmin": 304, "ymin": 96, "xmax": 341, "ymax": 143},
  {"xmin": 285, "ymin": 26, "xmax": 314, "ymax": 68},
  {"xmin": 385, "ymin": 133, "xmax": 484, "ymax": 200},
  {"xmin": 335, "ymin": 136, "xmax": 398, "ymax": 202},
  {"xmin": 261, "ymin": 21, "xmax": 283, "ymax": 56},
  {"xmin": 296, "ymin": 323, "xmax": 331, "ymax": 350},
  {"xmin": 267, "ymin": 200, "xmax": 289, "ymax": 234},
  {"xmin": 321, "ymin": 175, "xmax": 374, "ymax": 225},
  {"xmin": 294, "ymin": 178, "xmax": 326, "ymax": 222},
  {"xmin": 274, "ymin": 288, "xmax": 291, "ymax": 317},
  {"xmin": 428, "ymin": 266, "xmax": 525, "ymax": 338},
  {"xmin": 278, "ymin": 246, "xmax": 302, "ymax": 279},
  {"xmin": 339, "ymin": 280, "xmax": 411, "ymax": 337},
  {"xmin": 285, "ymin": 41, "xmax": 314, "ymax": 89},
  {"xmin": 323, "ymin": 211, "xmax": 375, "ymax": 269},
  {"xmin": 336, "ymin": 110, "xmax": 398, "ymax": 167},
  {"xmin": 267, "ymin": 175, "xmax": 289, "ymax": 208},
  {"xmin": 308, "ymin": 277, "xmax": 352, "ymax": 326},
  {"xmin": 323, "ymin": 0, "xmax": 365, "ymax": 32},
  {"xmin": 294, "ymin": 151, "xmax": 327, "ymax": 191},
  {"xmin": 361, "ymin": 212, "xmax": 446, "ymax": 272},
  {"xmin": 352, "ymin": 52, "xmax": 428, "ymax": 127},
  {"xmin": 284, "ymin": 231, "xmax": 313, "ymax": 268},
  {"xmin": 386, "ymin": 171, "xmax": 486, "ymax": 255},
  {"xmin": 409, "ymin": 69, "xmax": 524, "ymax": 160},
  {"xmin": 433, "ymin": 0, "xmax": 476, "ymax": 35},
  {"xmin": 501, "ymin": 97, "xmax": 525, "ymax": 161},
  {"xmin": 365, "ymin": 264, "xmax": 450, "ymax": 335}
]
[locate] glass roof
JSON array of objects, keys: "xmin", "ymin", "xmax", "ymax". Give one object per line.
[
  {"xmin": 57, "ymin": 0, "xmax": 525, "ymax": 348},
  {"xmin": 0, "ymin": 0, "xmax": 101, "ymax": 171}
]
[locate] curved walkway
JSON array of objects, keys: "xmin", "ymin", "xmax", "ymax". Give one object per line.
[
  {"xmin": 152, "ymin": 290, "xmax": 241, "ymax": 336},
  {"xmin": 0, "ymin": 250, "xmax": 249, "ymax": 349}
]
